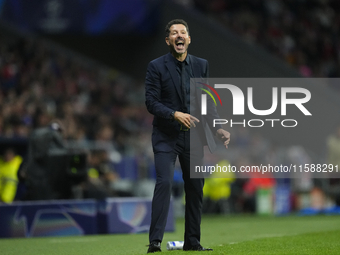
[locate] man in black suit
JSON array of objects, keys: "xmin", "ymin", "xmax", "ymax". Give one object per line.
[{"xmin": 145, "ymin": 19, "xmax": 230, "ymax": 253}]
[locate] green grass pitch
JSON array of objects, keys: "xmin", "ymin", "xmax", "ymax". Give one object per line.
[{"xmin": 1, "ymin": 215, "xmax": 340, "ymax": 254}]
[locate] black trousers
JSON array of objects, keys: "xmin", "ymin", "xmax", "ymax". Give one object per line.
[{"xmin": 149, "ymin": 129, "xmax": 204, "ymax": 247}]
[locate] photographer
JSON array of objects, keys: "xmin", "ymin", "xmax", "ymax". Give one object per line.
[{"xmin": 21, "ymin": 121, "xmax": 87, "ymax": 200}]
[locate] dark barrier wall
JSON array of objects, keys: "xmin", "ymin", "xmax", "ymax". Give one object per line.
[{"xmin": 0, "ymin": 198, "xmax": 174, "ymax": 238}]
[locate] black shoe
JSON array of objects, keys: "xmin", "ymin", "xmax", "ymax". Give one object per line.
[
  {"xmin": 183, "ymin": 244, "xmax": 213, "ymax": 251},
  {"xmin": 147, "ymin": 242, "xmax": 161, "ymax": 253}
]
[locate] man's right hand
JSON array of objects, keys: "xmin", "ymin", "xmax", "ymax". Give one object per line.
[{"xmin": 174, "ymin": 111, "xmax": 199, "ymax": 129}]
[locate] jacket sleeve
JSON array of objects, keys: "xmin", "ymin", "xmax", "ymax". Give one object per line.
[
  {"xmin": 145, "ymin": 61, "xmax": 173, "ymax": 119},
  {"xmin": 202, "ymin": 61, "xmax": 222, "ymax": 133}
]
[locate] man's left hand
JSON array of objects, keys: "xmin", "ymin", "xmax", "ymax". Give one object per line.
[{"xmin": 216, "ymin": 129, "xmax": 230, "ymax": 149}]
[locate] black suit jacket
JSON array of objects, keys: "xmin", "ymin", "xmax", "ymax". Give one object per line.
[{"xmin": 145, "ymin": 52, "xmax": 221, "ymax": 153}]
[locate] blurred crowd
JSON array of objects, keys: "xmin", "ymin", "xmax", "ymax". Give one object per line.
[
  {"xmin": 177, "ymin": 0, "xmax": 340, "ymax": 88},
  {"xmin": 0, "ymin": 34, "xmax": 152, "ymax": 149},
  {"xmin": 0, "ymin": 31, "xmax": 154, "ymax": 201}
]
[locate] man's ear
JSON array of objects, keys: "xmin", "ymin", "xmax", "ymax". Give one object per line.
[
  {"xmin": 165, "ymin": 37, "xmax": 170, "ymax": 46},
  {"xmin": 188, "ymin": 36, "xmax": 191, "ymax": 44}
]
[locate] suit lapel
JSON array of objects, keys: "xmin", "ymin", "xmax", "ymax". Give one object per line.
[{"xmin": 165, "ymin": 53, "xmax": 183, "ymax": 103}]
